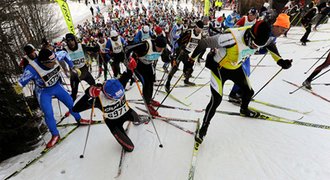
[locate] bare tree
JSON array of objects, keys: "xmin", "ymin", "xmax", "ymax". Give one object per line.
[{"xmin": 0, "ymin": 0, "xmax": 61, "ymax": 162}]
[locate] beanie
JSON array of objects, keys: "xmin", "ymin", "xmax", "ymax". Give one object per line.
[
  {"xmin": 154, "ymin": 36, "xmax": 167, "ymax": 48},
  {"xmin": 273, "ymin": 13, "xmax": 290, "ymax": 29},
  {"xmin": 38, "ymin": 49, "xmax": 55, "ymax": 62},
  {"xmin": 217, "ymin": 16, "xmax": 224, "ymax": 22},
  {"xmin": 195, "ymin": 20, "xmax": 204, "ymax": 29},
  {"xmin": 65, "ymin": 33, "xmax": 76, "ymax": 41},
  {"xmin": 23, "ymin": 44, "xmax": 35, "ymax": 54},
  {"xmin": 154, "ymin": 26, "xmax": 163, "ymax": 35},
  {"xmin": 250, "ymin": 20, "xmax": 271, "ymax": 46},
  {"xmin": 143, "ymin": 25, "xmax": 150, "ymax": 33}
]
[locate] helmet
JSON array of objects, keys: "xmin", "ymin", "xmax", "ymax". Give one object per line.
[
  {"xmin": 249, "ymin": 20, "xmax": 271, "ymax": 46},
  {"xmin": 110, "ymin": 30, "xmax": 118, "ymax": 38},
  {"xmin": 23, "ymin": 44, "xmax": 35, "ymax": 54},
  {"xmin": 103, "ymin": 79, "xmax": 125, "ymax": 100}
]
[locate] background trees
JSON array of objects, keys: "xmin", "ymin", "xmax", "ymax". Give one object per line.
[{"xmin": 0, "ymin": 0, "xmax": 60, "ymax": 162}]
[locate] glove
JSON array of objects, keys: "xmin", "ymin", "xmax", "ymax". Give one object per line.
[
  {"xmin": 128, "ymin": 57, "xmax": 137, "ymax": 71},
  {"xmin": 13, "ymin": 83, "xmax": 23, "ymax": 94},
  {"xmin": 277, "ymin": 59, "xmax": 292, "ymax": 69},
  {"xmin": 89, "ymin": 86, "xmax": 101, "ymax": 98}
]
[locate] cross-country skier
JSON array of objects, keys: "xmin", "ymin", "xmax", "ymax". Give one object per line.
[
  {"xmin": 13, "ymin": 48, "xmax": 94, "ymax": 148},
  {"xmin": 72, "ymin": 59, "xmax": 140, "ymax": 152},
  {"xmin": 191, "ymin": 20, "xmax": 292, "ymax": 144}
]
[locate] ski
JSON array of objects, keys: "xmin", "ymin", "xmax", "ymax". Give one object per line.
[
  {"xmin": 173, "ymin": 83, "xmax": 208, "ymax": 88},
  {"xmin": 251, "ymin": 99, "xmax": 312, "ymax": 115},
  {"xmin": 223, "ymin": 94, "xmax": 312, "ymax": 114},
  {"xmin": 135, "ymin": 106, "xmax": 196, "ymax": 135},
  {"xmin": 139, "ymin": 114, "xmax": 198, "ymax": 123},
  {"xmin": 114, "ymin": 122, "xmax": 132, "ymax": 178},
  {"xmin": 5, "ymin": 126, "xmax": 79, "ymax": 180},
  {"xmin": 188, "ymin": 118, "xmax": 201, "ymax": 180},
  {"xmin": 57, "ymin": 120, "xmax": 103, "ymax": 127},
  {"xmin": 158, "ymin": 90, "xmax": 192, "ymax": 107},
  {"xmin": 128, "ymin": 99, "xmax": 203, "ymax": 114},
  {"xmin": 56, "ymin": 113, "xmax": 71, "ymax": 125},
  {"xmin": 216, "ymin": 109, "xmax": 330, "ymax": 131},
  {"xmin": 283, "ymin": 79, "xmax": 330, "ymax": 103}
]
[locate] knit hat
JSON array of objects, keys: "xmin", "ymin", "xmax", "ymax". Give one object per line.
[
  {"xmin": 273, "ymin": 13, "xmax": 290, "ymax": 29},
  {"xmin": 154, "ymin": 36, "xmax": 167, "ymax": 48},
  {"xmin": 248, "ymin": 7, "xmax": 257, "ymax": 15},
  {"xmin": 195, "ymin": 20, "xmax": 204, "ymax": 29},
  {"xmin": 110, "ymin": 30, "xmax": 118, "ymax": 37},
  {"xmin": 250, "ymin": 20, "xmax": 271, "ymax": 46},
  {"xmin": 38, "ymin": 49, "xmax": 55, "ymax": 62},
  {"xmin": 154, "ymin": 26, "xmax": 163, "ymax": 35},
  {"xmin": 217, "ymin": 16, "xmax": 224, "ymax": 22},
  {"xmin": 23, "ymin": 44, "xmax": 35, "ymax": 54},
  {"xmin": 143, "ymin": 25, "xmax": 150, "ymax": 33},
  {"xmin": 65, "ymin": 33, "xmax": 75, "ymax": 41}
]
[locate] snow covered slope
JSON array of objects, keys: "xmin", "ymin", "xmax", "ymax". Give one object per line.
[{"xmin": 1, "ymin": 1, "xmax": 330, "ymax": 180}]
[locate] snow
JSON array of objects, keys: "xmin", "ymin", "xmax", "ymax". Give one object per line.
[{"xmin": 1, "ymin": 0, "xmax": 330, "ymax": 180}]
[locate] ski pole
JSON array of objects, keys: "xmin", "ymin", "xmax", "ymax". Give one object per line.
[
  {"xmin": 290, "ymin": 11, "xmax": 301, "ymax": 25},
  {"xmin": 192, "ymin": 66, "xmax": 206, "ymax": 82},
  {"xmin": 57, "ymin": 100, "xmax": 63, "ymax": 117},
  {"xmin": 291, "ymin": 67, "xmax": 330, "ymax": 94},
  {"xmin": 311, "ymin": 82, "xmax": 330, "ymax": 86},
  {"xmin": 185, "ymin": 80, "xmax": 210, "ymax": 99},
  {"xmin": 252, "ymin": 68, "xmax": 283, "ymax": 99},
  {"xmin": 250, "ymin": 53, "xmax": 267, "ymax": 75},
  {"xmin": 304, "ymin": 48, "xmax": 330, "ymax": 74},
  {"xmin": 80, "ymin": 98, "xmax": 96, "ymax": 159},
  {"xmin": 152, "ymin": 63, "xmax": 169, "ymax": 99},
  {"xmin": 156, "ymin": 73, "xmax": 184, "ymax": 111},
  {"xmin": 131, "ymin": 70, "xmax": 163, "ymax": 148}
]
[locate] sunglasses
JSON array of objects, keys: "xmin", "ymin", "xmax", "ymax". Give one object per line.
[{"xmin": 43, "ymin": 54, "xmax": 57, "ymax": 64}]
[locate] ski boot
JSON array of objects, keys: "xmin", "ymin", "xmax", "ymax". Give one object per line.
[
  {"xmin": 147, "ymin": 104, "xmax": 159, "ymax": 116},
  {"xmin": 165, "ymin": 81, "xmax": 171, "ymax": 93},
  {"xmin": 46, "ymin": 135, "xmax": 60, "ymax": 148},
  {"xmin": 240, "ymin": 108, "xmax": 260, "ymax": 118},
  {"xmin": 228, "ymin": 93, "xmax": 242, "ymax": 104},
  {"xmin": 150, "ymin": 99, "xmax": 161, "ymax": 107},
  {"xmin": 184, "ymin": 79, "xmax": 195, "ymax": 86},
  {"xmin": 302, "ymin": 80, "xmax": 312, "ymax": 90},
  {"xmin": 79, "ymin": 118, "xmax": 97, "ymax": 125}
]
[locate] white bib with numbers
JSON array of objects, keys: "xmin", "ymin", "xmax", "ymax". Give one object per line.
[
  {"xmin": 67, "ymin": 44, "xmax": 86, "ymax": 69},
  {"xmin": 99, "ymin": 93, "xmax": 129, "ymax": 120}
]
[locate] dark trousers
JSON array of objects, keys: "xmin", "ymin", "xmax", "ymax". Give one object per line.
[
  {"xmin": 70, "ymin": 65, "xmax": 95, "ymax": 101},
  {"xmin": 199, "ymin": 55, "xmax": 254, "ymax": 137},
  {"xmin": 105, "ymin": 109, "xmax": 140, "ymax": 152},
  {"xmin": 301, "ymin": 22, "xmax": 312, "ymax": 43}
]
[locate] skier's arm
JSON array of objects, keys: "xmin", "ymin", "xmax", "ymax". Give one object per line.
[
  {"xmin": 55, "ymin": 51, "xmax": 74, "ymax": 69},
  {"xmin": 73, "ymin": 86, "xmax": 103, "ymax": 113},
  {"xmin": 177, "ymin": 31, "xmax": 191, "ymax": 47},
  {"xmin": 191, "ymin": 33, "xmax": 235, "ymax": 59},
  {"xmin": 17, "ymin": 65, "xmax": 37, "ymax": 87}
]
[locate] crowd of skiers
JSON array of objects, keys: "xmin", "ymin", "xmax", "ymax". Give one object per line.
[{"xmin": 13, "ymin": 0, "xmax": 330, "ymax": 151}]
